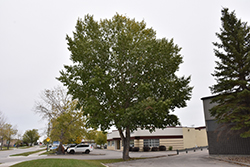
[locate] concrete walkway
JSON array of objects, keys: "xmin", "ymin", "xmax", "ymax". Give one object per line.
[{"xmin": 0, "ymin": 150, "xmax": 47, "ymax": 167}]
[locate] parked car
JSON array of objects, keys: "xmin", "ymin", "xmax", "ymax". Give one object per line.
[
  {"xmin": 49, "ymin": 141, "xmax": 60, "ymax": 151},
  {"xmin": 64, "ymin": 143, "xmax": 77, "ymax": 152},
  {"xmin": 50, "ymin": 145, "xmax": 58, "ymax": 151},
  {"xmin": 67, "ymin": 144, "xmax": 93, "ymax": 154}
]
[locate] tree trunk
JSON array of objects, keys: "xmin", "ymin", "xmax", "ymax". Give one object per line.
[
  {"xmin": 118, "ymin": 127, "xmax": 131, "ymax": 160},
  {"xmin": 7, "ymin": 141, "xmax": 10, "ymax": 150},
  {"xmin": 57, "ymin": 129, "xmax": 65, "ymax": 154}
]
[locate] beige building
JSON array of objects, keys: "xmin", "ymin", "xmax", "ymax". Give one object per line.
[{"xmin": 107, "ymin": 126, "xmax": 207, "ymax": 151}]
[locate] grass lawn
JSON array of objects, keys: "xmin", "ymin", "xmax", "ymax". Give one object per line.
[
  {"xmin": 0, "ymin": 146, "xmax": 32, "ymax": 151},
  {"xmin": 11, "ymin": 158, "xmax": 124, "ymax": 167},
  {"xmin": 0, "ymin": 147, "xmax": 14, "ymax": 151}
]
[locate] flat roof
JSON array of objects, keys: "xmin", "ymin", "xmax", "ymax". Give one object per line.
[{"xmin": 201, "ymin": 95, "xmax": 218, "ymax": 100}]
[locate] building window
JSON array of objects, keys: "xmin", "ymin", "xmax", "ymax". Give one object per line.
[
  {"xmin": 112, "ymin": 141, "xmax": 114, "ymax": 146},
  {"xmin": 108, "ymin": 141, "xmax": 110, "ymax": 146},
  {"xmin": 130, "ymin": 140, "xmax": 134, "ymax": 147},
  {"xmin": 143, "ymin": 139, "xmax": 159, "ymax": 147}
]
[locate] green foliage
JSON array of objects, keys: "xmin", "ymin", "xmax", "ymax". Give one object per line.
[
  {"xmin": 85, "ymin": 129, "xmax": 97, "ymax": 141},
  {"xmin": 2, "ymin": 123, "xmax": 17, "ymax": 148},
  {"xmin": 58, "ymin": 13, "xmax": 192, "ymax": 132},
  {"xmin": 58, "ymin": 13, "xmax": 192, "ymax": 159},
  {"xmin": 50, "ymin": 99, "xmax": 86, "ymax": 144},
  {"xmin": 95, "ymin": 131, "xmax": 107, "ymax": 146},
  {"xmin": 168, "ymin": 146, "xmax": 173, "ymax": 151},
  {"xmin": 210, "ymin": 8, "xmax": 250, "ymax": 138},
  {"xmin": 23, "ymin": 129, "xmax": 40, "ymax": 145}
]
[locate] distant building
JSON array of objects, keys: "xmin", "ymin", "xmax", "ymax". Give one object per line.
[
  {"xmin": 107, "ymin": 126, "xmax": 207, "ymax": 151},
  {"xmin": 201, "ymin": 95, "xmax": 250, "ymax": 155}
]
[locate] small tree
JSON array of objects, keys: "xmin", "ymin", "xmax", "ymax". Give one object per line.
[
  {"xmin": 58, "ymin": 14, "xmax": 192, "ymax": 160},
  {"xmin": 210, "ymin": 8, "xmax": 250, "ymax": 138},
  {"xmin": 0, "ymin": 111, "xmax": 6, "ymax": 150},
  {"xmin": 23, "ymin": 129, "xmax": 40, "ymax": 146},
  {"xmin": 2, "ymin": 123, "xmax": 17, "ymax": 149},
  {"xmin": 34, "ymin": 86, "xmax": 71, "ymax": 121},
  {"xmin": 85, "ymin": 129, "xmax": 97, "ymax": 142},
  {"xmin": 34, "ymin": 86, "xmax": 87, "ymax": 153},
  {"xmin": 49, "ymin": 99, "xmax": 86, "ymax": 144},
  {"xmin": 95, "ymin": 131, "xmax": 107, "ymax": 146}
]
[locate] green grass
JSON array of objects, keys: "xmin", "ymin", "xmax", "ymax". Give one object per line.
[
  {"xmin": 0, "ymin": 147, "xmax": 14, "ymax": 151},
  {"xmin": 10, "ymin": 149, "xmax": 45, "ymax": 156},
  {"xmin": 0, "ymin": 146, "xmax": 33, "ymax": 151},
  {"xmin": 11, "ymin": 159, "xmax": 124, "ymax": 167},
  {"xmin": 41, "ymin": 150, "xmax": 55, "ymax": 155}
]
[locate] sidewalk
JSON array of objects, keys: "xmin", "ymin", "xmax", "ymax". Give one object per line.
[
  {"xmin": 0, "ymin": 150, "xmax": 47, "ymax": 167},
  {"xmin": 210, "ymin": 155, "xmax": 250, "ymax": 166}
]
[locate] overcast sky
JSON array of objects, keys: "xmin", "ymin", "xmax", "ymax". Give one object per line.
[{"xmin": 1, "ymin": 0, "xmax": 250, "ymax": 140}]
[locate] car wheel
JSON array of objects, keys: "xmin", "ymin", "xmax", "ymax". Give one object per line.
[
  {"xmin": 70, "ymin": 150, "xmax": 75, "ymax": 154},
  {"xmin": 85, "ymin": 150, "xmax": 90, "ymax": 154}
]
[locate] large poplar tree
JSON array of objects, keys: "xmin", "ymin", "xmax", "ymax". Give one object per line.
[
  {"xmin": 210, "ymin": 8, "xmax": 250, "ymax": 138},
  {"xmin": 58, "ymin": 14, "xmax": 192, "ymax": 160}
]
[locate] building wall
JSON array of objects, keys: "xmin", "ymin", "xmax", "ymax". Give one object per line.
[
  {"xmin": 195, "ymin": 128, "xmax": 208, "ymax": 147},
  {"xmin": 133, "ymin": 128, "xmax": 183, "ymax": 136},
  {"xmin": 202, "ymin": 96, "xmax": 250, "ymax": 155},
  {"xmin": 134, "ymin": 139, "xmax": 140, "ymax": 148},
  {"xmin": 182, "ymin": 128, "xmax": 196, "ymax": 148},
  {"xmin": 107, "ymin": 127, "xmax": 208, "ymax": 151},
  {"xmin": 160, "ymin": 138, "xmax": 184, "ymax": 150},
  {"xmin": 182, "ymin": 127, "xmax": 208, "ymax": 148}
]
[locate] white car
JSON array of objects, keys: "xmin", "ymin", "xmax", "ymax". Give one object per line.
[{"xmin": 67, "ymin": 144, "xmax": 93, "ymax": 154}]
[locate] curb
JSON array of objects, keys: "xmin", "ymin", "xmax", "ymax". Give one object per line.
[{"xmin": 210, "ymin": 156, "xmax": 250, "ymax": 166}]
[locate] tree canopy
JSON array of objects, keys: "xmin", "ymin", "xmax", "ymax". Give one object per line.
[
  {"xmin": 0, "ymin": 111, "xmax": 18, "ymax": 150},
  {"xmin": 2, "ymin": 123, "xmax": 17, "ymax": 149},
  {"xmin": 34, "ymin": 86, "xmax": 86, "ymax": 145},
  {"xmin": 58, "ymin": 14, "xmax": 192, "ymax": 160},
  {"xmin": 50, "ymin": 99, "xmax": 86, "ymax": 144},
  {"xmin": 95, "ymin": 131, "xmax": 107, "ymax": 146},
  {"xmin": 23, "ymin": 129, "xmax": 40, "ymax": 145},
  {"xmin": 210, "ymin": 8, "xmax": 250, "ymax": 138}
]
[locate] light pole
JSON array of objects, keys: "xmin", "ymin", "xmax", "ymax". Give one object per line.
[{"xmin": 0, "ymin": 135, "xmax": 2, "ymax": 150}]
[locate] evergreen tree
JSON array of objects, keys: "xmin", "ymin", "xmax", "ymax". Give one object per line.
[{"xmin": 210, "ymin": 8, "xmax": 250, "ymax": 138}]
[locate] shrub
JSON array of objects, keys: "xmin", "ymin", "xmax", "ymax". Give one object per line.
[
  {"xmin": 168, "ymin": 146, "xmax": 173, "ymax": 151},
  {"xmin": 151, "ymin": 147, "xmax": 159, "ymax": 151},
  {"xmin": 129, "ymin": 147, "xmax": 133, "ymax": 151},
  {"xmin": 132, "ymin": 147, "xmax": 139, "ymax": 152},
  {"xmin": 159, "ymin": 145, "xmax": 166, "ymax": 151},
  {"xmin": 143, "ymin": 146, "xmax": 150, "ymax": 152}
]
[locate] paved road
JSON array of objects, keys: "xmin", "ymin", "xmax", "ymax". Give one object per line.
[{"xmin": 0, "ymin": 148, "xmax": 244, "ymax": 167}]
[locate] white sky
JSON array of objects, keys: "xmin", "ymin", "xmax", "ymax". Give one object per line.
[{"xmin": 1, "ymin": 0, "xmax": 250, "ymax": 140}]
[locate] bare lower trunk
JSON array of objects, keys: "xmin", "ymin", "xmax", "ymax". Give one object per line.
[
  {"xmin": 119, "ymin": 127, "xmax": 131, "ymax": 160},
  {"xmin": 0, "ymin": 137, "xmax": 3, "ymax": 150},
  {"xmin": 57, "ymin": 129, "xmax": 65, "ymax": 154}
]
